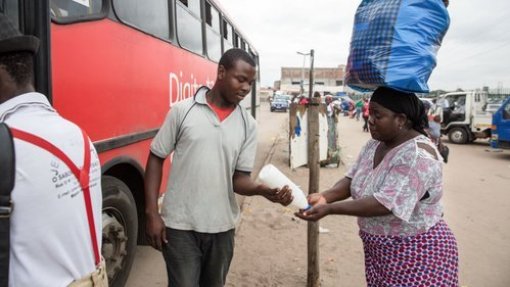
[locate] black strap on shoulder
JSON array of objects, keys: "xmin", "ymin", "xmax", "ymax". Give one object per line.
[
  {"xmin": 174, "ymin": 102, "xmax": 197, "ymax": 148},
  {"xmin": 0, "ymin": 122, "xmax": 15, "ymax": 286},
  {"xmin": 174, "ymin": 87, "xmax": 208, "ymax": 147}
]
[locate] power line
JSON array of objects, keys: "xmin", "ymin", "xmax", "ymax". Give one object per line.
[{"xmin": 440, "ymin": 39, "xmax": 510, "ymax": 66}]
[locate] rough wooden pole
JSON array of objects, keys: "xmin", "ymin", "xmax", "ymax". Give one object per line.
[{"xmin": 306, "ymin": 49, "xmax": 320, "ymax": 287}]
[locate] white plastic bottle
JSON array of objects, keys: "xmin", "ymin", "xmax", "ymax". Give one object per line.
[{"xmin": 258, "ymin": 164, "xmax": 311, "ymax": 210}]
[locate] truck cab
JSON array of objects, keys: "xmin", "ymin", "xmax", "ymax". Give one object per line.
[
  {"xmin": 436, "ymin": 91, "xmax": 492, "ymax": 144},
  {"xmin": 491, "ymin": 96, "xmax": 510, "ymax": 149}
]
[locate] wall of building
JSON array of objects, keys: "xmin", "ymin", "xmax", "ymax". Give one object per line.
[{"xmin": 278, "ymin": 65, "xmax": 346, "ymax": 94}]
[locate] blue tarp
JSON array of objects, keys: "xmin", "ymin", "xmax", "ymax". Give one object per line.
[{"xmin": 345, "ymin": 0, "xmax": 450, "ymax": 93}]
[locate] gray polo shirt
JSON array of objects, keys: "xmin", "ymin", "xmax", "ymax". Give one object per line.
[{"xmin": 150, "ymin": 86, "xmax": 257, "ymax": 233}]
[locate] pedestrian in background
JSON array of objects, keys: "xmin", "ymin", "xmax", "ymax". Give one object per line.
[
  {"xmin": 355, "ymin": 98, "xmax": 363, "ymax": 121},
  {"xmin": 0, "ymin": 13, "xmax": 106, "ymax": 286},
  {"xmin": 427, "ymin": 115, "xmax": 442, "ymax": 145},
  {"xmin": 299, "ymin": 95, "xmax": 309, "ymax": 105},
  {"xmin": 427, "ymin": 115, "xmax": 449, "ymax": 163},
  {"xmin": 362, "ymin": 97, "xmax": 370, "ymax": 132},
  {"xmin": 325, "ymin": 94, "xmax": 338, "ymax": 151},
  {"xmin": 144, "ymin": 48, "xmax": 293, "ymax": 287},
  {"xmin": 296, "ymin": 86, "xmax": 458, "ymax": 286}
]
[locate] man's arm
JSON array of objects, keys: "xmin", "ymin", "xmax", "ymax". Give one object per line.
[
  {"xmin": 144, "ymin": 152, "xmax": 167, "ymax": 250},
  {"xmin": 233, "ymin": 171, "xmax": 293, "ymax": 206}
]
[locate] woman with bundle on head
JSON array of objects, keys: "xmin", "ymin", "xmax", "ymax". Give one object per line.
[{"xmin": 296, "ymin": 86, "xmax": 458, "ymax": 286}]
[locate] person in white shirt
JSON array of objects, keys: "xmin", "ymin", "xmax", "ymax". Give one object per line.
[
  {"xmin": 0, "ymin": 13, "xmax": 106, "ymax": 287},
  {"xmin": 325, "ymin": 94, "xmax": 339, "ymax": 149}
]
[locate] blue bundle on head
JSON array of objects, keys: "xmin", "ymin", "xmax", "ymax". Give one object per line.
[{"xmin": 345, "ymin": 0, "xmax": 450, "ymax": 93}]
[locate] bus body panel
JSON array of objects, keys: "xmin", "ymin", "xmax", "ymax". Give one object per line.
[
  {"xmin": 51, "ymin": 19, "xmax": 217, "ymax": 142},
  {"xmin": 51, "ymin": 18, "xmax": 218, "ymax": 193}
]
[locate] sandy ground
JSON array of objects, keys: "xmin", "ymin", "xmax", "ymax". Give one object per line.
[{"xmin": 127, "ymin": 102, "xmax": 510, "ymax": 286}]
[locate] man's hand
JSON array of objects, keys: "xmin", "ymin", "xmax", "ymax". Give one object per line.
[
  {"xmin": 146, "ymin": 213, "xmax": 167, "ymax": 251},
  {"xmin": 295, "ymin": 203, "xmax": 331, "ymax": 222},
  {"xmin": 261, "ymin": 185, "xmax": 293, "ymax": 206}
]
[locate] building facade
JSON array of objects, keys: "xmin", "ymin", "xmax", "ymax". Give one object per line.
[{"xmin": 278, "ymin": 65, "xmax": 346, "ymax": 94}]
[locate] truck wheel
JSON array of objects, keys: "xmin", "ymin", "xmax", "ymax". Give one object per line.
[
  {"xmin": 101, "ymin": 176, "xmax": 138, "ymax": 287},
  {"xmin": 448, "ymin": 127, "xmax": 468, "ymax": 144}
]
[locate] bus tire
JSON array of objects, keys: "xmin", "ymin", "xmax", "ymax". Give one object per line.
[
  {"xmin": 448, "ymin": 127, "xmax": 468, "ymax": 144},
  {"xmin": 101, "ymin": 176, "xmax": 138, "ymax": 287}
]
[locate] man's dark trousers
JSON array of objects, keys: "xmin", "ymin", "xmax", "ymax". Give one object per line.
[{"xmin": 162, "ymin": 228, "xmax": 235, "ymax": 287}]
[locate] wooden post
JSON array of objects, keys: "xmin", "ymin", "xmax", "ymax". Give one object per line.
[{"xmin": 306, "ymin": 49, "xmax": 320, "ymax": 287}]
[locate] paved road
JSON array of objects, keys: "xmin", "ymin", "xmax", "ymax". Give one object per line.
[{"xmin": 440, "ymin": 136, "xmax": 510, "ymax": 286}]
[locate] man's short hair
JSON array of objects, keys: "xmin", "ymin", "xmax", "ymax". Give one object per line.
[
  {"xmin": 0, "ymin": 51, "xmax": 34, "ymax": 86},
  {"xmin": 219, "ymin": 48, "xmax": 256, "ymax": 70}
]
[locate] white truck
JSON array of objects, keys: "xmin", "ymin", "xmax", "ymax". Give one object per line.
[{"xmin": 435, "ymin": 91, "xmax": 493, "ymax": 144}]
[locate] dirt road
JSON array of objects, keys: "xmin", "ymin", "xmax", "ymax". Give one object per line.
[{"xmin": 127, "ymin": 102, "xmax": 510, "ymax": 286}]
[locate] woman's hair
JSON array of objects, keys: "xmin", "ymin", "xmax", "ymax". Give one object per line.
[{"xmin": 370, "ymin": 87, "xmax": 429, "ymax": 135}]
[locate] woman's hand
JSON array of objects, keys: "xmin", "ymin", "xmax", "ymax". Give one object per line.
[
  {"xmin": 294, "ymin": 203, "xmax": 331, "ymax": 222},
  {"xmin": 307, "ymin": 193, "xmax": 327, "ymax": 207}
]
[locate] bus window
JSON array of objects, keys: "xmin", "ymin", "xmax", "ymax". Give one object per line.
[
  {"xmin": 176, "ymin": 0, "xmax": 203, "ymax": 55},
  {"xmin": 240, "ymin": 39, "xmax": 246, "ymax": 50},
  {"xmin": 252, "ymin": 52, "xmax": 260, "ymax": 81},
  {"xmin": 112, "ymin": 0, "xmax": 170, "ymax": 40},
  {"xmin": 233, "ymin": 33, "xmax": 240, "ymax": 48},
  {"xmin": 222, "ymin": 20, "xmax": 233, "ymax": 52},
  {"xmin": 1, "ymin": 0, "xmax": 19, "ymax": 28},
  {"xmin": 50, "ymin": 0, "xmax": 103, "ymax": 21},
  {"xmin": 178, "ymin": 0, "xmax": 200, "ymax": 15},
  {"xmin": 205, "ymin": 1, "xmax": 221, "ymax": 62}
]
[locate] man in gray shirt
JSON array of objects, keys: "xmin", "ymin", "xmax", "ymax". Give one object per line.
[{"xmin": 144, "ymin": 48, "xmax": 292, "ymax": 287}]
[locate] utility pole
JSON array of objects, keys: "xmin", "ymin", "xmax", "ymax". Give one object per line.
[
  {"xmin": 306, "ymin": 49, "xmax": 320, "ymax": 287},
  {"xmin": 297, "ymin": 51, "xmax": 310, "ymax": 95}
]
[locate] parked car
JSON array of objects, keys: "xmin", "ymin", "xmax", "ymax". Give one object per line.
[{"xmin": 270, "ymin": 97, "xmax": 289, "ymax": 112}]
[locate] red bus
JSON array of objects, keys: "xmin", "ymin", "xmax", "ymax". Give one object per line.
[{"xmin": 2, "ymin": 0, "xmax": 260, "ymax": 285}]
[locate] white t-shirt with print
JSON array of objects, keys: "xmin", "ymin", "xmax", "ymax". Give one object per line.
[{"xmin": 0, "ymin": 93, "xmax": 102, "ymax": 287}]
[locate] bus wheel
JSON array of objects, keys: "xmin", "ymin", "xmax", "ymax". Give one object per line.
[
  {"xmin": 101, "ymin": 176, "xmax": 138, "ymax": 287},
  {"xmin": 448, "ymin": 127, "xmax": 468, "ymax": 144}
]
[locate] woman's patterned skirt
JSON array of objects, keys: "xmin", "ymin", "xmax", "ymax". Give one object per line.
[{"xmin": 360, "ymin": 220, "xmax": 459, "ymax": 286}]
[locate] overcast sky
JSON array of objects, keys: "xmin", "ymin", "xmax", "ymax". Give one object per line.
[{"xmin": 219, "ymin": 0, "xmax": 510, "ymax": 92}]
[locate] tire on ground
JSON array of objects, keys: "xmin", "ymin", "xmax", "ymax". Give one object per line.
[
  {"xmin": 448, "ymin": 127, "xmax": 468, "ymax": 144},
  {"xmin": 101, "ymin": 176, "xmax": 138, "ymax": 287}
]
